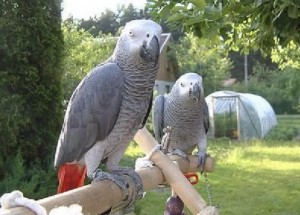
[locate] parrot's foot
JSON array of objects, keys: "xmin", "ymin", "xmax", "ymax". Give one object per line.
[
  {"xmin": 93, "ymin": 168, "xmax": 143, "ymax": 213},
  {"xmin": 92, "ymin": 169, "xmax": 132, "ymax": 214},
  {"xmin": 198, "ymin": 151, "xmax": 207, "ymax": 173},
  {"xmin": 112, "ymin": 167, "xmax": 144, "ymax": 200},
  {"xmin": 168, "ymin": 149, "xmax": 188, "ymax": 160},
  {"xmin": 92, "ymin": 169, "xmax": 128, "ymax": 196},
  {"xmin": 108, "ymin": 167, "xmax": 144, "ymax": 214}
]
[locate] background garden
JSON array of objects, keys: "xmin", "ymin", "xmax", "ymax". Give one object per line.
[{"xmin": 0, "ymin": 1, "xmax": 299, "ymax": 214}]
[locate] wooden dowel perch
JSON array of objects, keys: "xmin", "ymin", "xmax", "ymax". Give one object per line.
[
  {"xmin": 134, "ymin": 127, "xmax": 212, "ymax": 214},
  {"xmin": 0, "ymin": 128, "xmax": 215, "ymax": 215}
]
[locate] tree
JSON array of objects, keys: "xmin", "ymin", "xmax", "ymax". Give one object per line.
[
  {"xmin": 271, "ymin": 40, "xmax": 300, "ymax": 70},
  {"xmin": 78, "ymin": 4, "xmax": 150, "ymax": 37},
  {"xmin": 173, "ymin": 33, "xmax": 232, "ymax": 94},
  {"xmin": 228, "ymin": 51, "xmax": 276, "ymax": 82},
  {"xmin": 147, "ymin": 0, "xmax": 300, "ymax": 53},
  {"xmin": 0, "ymin": 0, "xmax": 63, "ymax": 170},
  {"xmin": 231, "ymin": 63, "xmax": 300, "ymax": 114},
  {"xmin": 117, "ymin": 3, "xmax": 147, "ymax": 27},
  {"xmin": 62, "ymin": 20, "xmax": 115, "ymax": 100},
  {"xmin": 79, "ymin": 9, "xmax": 119, "ymax": 36}
]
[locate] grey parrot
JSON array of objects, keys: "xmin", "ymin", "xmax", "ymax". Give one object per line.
[
  {"xmin": 152, "ymin": 72, "xmax": 209, "ymax": 170},
  {"xmin": 54, "ymin": 19, "xmax": 162, "ymax": 193}
]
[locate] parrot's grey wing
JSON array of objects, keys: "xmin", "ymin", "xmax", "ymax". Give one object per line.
[
  {"xmin": 54, "ymin": 63, "xmax": 124, "ymax": 167},
  {"xmin": 140, "ymin": 92, "xmax": 153, "ymax": 129},
  {"xmin": 203, "ymin": 99, "xmax": 210, "ymax": 133},
  {"xmin": 152, "ymin": 95, "xmax": 165, "ymax": 143}
]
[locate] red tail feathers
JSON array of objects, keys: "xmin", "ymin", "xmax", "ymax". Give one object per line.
[{"xmin": 57, "ymin": 163, "xmax": 87, "ymax": 193}]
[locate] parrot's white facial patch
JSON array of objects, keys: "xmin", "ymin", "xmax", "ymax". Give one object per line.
[
  {"xmin": 176, "ymin": 73, "xmax": 204, "ymax": 101},
  {"xmin": 122, "ymin": 19, "xmax": 162, "ymax": 53},
  {"xmin": 125, "ymin": 28, "xmax": 152, "ymax": 46}
]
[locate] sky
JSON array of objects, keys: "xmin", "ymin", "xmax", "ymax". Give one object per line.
[{"xmin": 62, "ymin": 0, "xmax": 147, "ymax": 20}]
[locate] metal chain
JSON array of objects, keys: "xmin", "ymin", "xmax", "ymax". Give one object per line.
[{"xmin": 202, "ymin": 172, "xmax": 218, "ymax": 208}]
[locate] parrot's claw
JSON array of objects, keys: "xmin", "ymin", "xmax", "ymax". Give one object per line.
[
  {"xmin": 104, "ymin": 167, "xmax": 144, "ymax": 214},
  {"xmin": 112, "ymin": 167, "xmax": 144, "ymax": 200},
  {"xmin": 92, "ymin": 169, "xmax": 128, "ymax": 197},
  {"xmin": 198, "ymin": 152, "xmax": 207, "ymax": 173},
  {"xmin": 93, "ymin": 169, "xmax": 137, "ymax": 214},
  {"xmin": 169, "ymin": 149, "xmax": 188, "ymax": 160}
]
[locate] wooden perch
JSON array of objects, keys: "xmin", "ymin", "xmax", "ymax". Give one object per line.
[
  {"xmin": 0, "ymin": 128, "xmax": 215, "ymax": 215},
  {"xmin": 134, "ymin": 127, "xmax": 212, "ymax": 214}
]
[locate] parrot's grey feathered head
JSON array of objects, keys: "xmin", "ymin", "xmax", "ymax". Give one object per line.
[
  {"xmin": 172, "ymin": 73, "xmax": 204, "ymax": 103},
  {"xmin": 113, "ymin": 19, "xmax": 162, "ymax": 69}
]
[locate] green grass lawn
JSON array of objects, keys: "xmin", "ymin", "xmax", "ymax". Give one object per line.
[
  {"xmin": 122, "ymin": 139, "xmax": 300, "ymax": 215},
  {"xmin": 277, "ymin": 115, "xmax": 300, "ymax": 130}
]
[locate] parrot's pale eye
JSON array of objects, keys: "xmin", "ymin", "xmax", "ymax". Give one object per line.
[
  {"xmin": 146, "ymin": 33, "xmax": 150, "ymax": 38},
  {"xmin": 129, "ymin": 30, "xmax": 134, "ymax": 36},
  {"xmin": 190, "ymin": 82, "xmax": 193, "ymax": 85},
  {"xmin": 180, "ymin": 83, "xmax": 184, "ymax": 87}
]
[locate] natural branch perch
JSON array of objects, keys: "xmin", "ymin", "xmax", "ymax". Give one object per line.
[{"xmin": 0, "ymin": 128, "xmax": 215, "ymax": 215}]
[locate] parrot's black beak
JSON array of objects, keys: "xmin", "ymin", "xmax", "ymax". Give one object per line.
[
  {"xmin": 140, "ymin": 35, "xmax": 160, "ymax": 65},
  {"xmin": 190, "ymin": 83, "xmax": 201, "ymax": 101}
]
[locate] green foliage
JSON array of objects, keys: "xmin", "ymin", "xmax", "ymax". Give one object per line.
[
  {"xmin": 148, "ymin": 0, "xmax": 300, "ymax": 53},
  {"xmin": 0, "ymin": 84, "xmax": 27, "ymax": 155},
  {"xmin": 266, "ymin": 115, "xmax": 300, "ymax": 140},
  {"xmin": 77, "ymin": 4, "xmax": 149, "ymax": 36},
  {"xmin": 173, "ymin": 33, "xmax": 232, "ymax": 94},
  {"xmin": 117, "ymin": 4, "xmax": 149, "ymax": 28},
  {"xmin": 0, "ymin": 0, "xmax": 63, "ymax": 197},
  {"xmin": 271, "ymin": 40, "xmax": 300, "ymax": 70},
  {"xmin": 231, "ymin": 63, "xmax": 300, "ymax": 114},
  {"xmin": 0, "ymin": 150, "xmax": 57, "ymax": 199},
  {"xmin": 78, "ymin": 9, "xmax": 119, "ymax": 36},
  {"xmin": 229, "ymin": 51, "xmax": 276, "ymax": 82},
  {"xmin": 61, "ymin": 20, "xmax": 115, "ymax": 100},
  {"xmin": 76, "ymin": 4, "xmax": 184, "ymax": 43},
  {"xmin": 266, "ymin": 126, "xmax": 298, "ymax": 141}
]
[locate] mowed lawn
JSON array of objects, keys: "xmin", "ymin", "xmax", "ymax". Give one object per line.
[
  {"xmin": 277, "ymin": 115, "xmax": 300, "ymax": 130},
  {"xmin": 122, "ymin": 139, "xmax": 300, "ymax": 215}
]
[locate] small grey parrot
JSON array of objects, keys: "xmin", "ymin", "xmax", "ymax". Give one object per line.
[
  {"xmin": 153, "ymin": 73, "xmax": 209, "ymax": 170},
  {"xmin": 54, "ymin": 19, "xmax": 162, "ymax": 193}
]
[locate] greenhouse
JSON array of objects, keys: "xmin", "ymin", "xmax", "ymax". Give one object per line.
[{"xmin": 205, "ymin": 91, "xmax": 277, "ymax": 140}]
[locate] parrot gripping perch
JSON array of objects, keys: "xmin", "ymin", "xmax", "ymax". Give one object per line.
[{"xmin": 92, "ymin": 168, "xmax": 143, "ymax": 214}]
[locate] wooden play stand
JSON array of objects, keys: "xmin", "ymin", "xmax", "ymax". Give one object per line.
[{"xmin": 0, "ymin": 128, "xmax": 217, "ymax": 215}]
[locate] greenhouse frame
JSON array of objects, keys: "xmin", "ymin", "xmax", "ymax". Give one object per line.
[{"xmin": 205, "ymin": 91, "xmax": 277, "ymax": 140}]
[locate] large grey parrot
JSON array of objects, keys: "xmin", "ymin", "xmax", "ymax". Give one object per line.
[
  {"xmin": 152, "ymin": 73, "xmax": 209, "ymax": 170},
  {"xmin": 54, "ymin": 19, "xmax": 162, "ymax": 193}
]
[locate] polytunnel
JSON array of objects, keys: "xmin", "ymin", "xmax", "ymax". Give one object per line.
[{"xmin": 205, "ymin": 91, "xmax": 277, "ymax": 140}]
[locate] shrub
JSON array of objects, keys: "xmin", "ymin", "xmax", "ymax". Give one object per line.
[
  {"xmin": 0, "ymin": 150, "xmax": 57, "ymax": 199},
  {"xmin": 0, "ymin": 0, "xmax": 63, "ymax": 198},
  {"xmin": 266, "ymin": 126, "xmax": 298, "ymax": 141}
]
